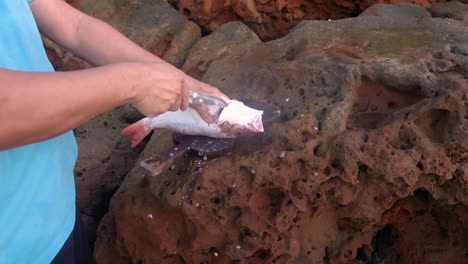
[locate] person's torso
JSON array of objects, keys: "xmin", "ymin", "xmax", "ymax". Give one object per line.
[{"xmin": 0, "ymin": 1, "xmax": 78, "ymax": 263}]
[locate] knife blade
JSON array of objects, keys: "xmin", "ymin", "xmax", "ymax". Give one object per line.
[{"xmin": 189, "ymin": 90, "xmax": 228, "ymax": 108}]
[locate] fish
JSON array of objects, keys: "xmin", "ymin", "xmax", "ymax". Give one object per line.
[{"xmin": 121, "ymin": 100, "xmax": 264, "ymax": 147}]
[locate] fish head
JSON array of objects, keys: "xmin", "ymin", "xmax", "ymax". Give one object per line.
[{"xmin": 217, "ymin": 100, "xmax": 264, "ymax": 137}]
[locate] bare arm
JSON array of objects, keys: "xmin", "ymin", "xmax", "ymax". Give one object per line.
[
  {"xmin": 0, "ymin": 65, "xmax": 132, "ymax": 149},
  {"xmin": 0, "ymin": 0, "xmax": 226, "ymax": 150},
  {"xmin": 0, "ymin": 63, "xmax": 185, "ymax": 150}
]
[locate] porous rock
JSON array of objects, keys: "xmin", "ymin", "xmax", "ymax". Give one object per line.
[{"xmin": 95, "ymin": 3, "xmax": 468, "ymax": 263}]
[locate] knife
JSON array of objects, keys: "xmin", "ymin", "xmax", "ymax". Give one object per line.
[
  {"xmin": 188, "ymin": 90, "xmax": 229, "ymax": 123},
  {"xmin": 189, "ymin": 90, "xmax": 228, "ymax": 108}
]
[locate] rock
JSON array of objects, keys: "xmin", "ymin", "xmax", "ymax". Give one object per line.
[
  {"xmin": 112, "ymin": 104, "xmax": 145, "ymax": 124},
  {"xmin": 369, "ymin": 191, "xmax": 467, "ymax": 264},
  {"xmin": 429, "ymin": 1, "xmax": 468, "ymax": 21},
  {"xmin": 182, "ymin": 21, "xmax": 261, "ymax": 79},
  {"xmin": 95, "ymin": 3, "xmax": 468, "ymax": 263},
  {"xmin": 94, "ymin": 130, "xmax": 178, "ymax": 263},
  {"xmin": 43, "ymin": 38, "xmax": 90, "ymax": 71},
  {"xmin": 169, "ymin": 0, "xmax": 439, "ymax": 41},
  {"xmin": 360, "ymin": 2, "xmax": 432, "ymax": 20},
  {"xmin": 73, "ymin": 111, "xmax": 144, "ymax": 243}
]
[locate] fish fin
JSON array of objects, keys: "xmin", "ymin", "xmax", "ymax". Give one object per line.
[{"xmin": 121, "ymin": 119, "xmax": 151, "ymax": 147}]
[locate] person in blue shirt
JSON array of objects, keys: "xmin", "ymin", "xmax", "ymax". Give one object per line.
[{"xmin": 0, "ymin": 0, "xmax": 227, "ymax": 263}]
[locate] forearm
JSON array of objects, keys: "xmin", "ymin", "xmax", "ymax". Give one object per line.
[{"xmin": 0, "ymin": 64, "xmax": 137, "ymax": 150}]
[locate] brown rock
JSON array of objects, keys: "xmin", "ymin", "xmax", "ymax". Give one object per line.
[
  {"xmin": 43, "ymin": 37, "xmax": 90, "ymax": 71},
  {"xmin": 95, "ymin": 4, "xmax": 468, "ymax": 264},
  {"xmin": 429, "ymin": 1, "xmax": 468, "ymax": 21},
  {"xmin": 73, "ymin": 112, "xmax": 144, "ymax": 244},
  {"xmin": 94, "ymin": 130, "xmax": 178, "ymax": 263},
  {"xmin": 182, "ymin": 21, "xmax": 261, "ymax": 79},
  {"xmin": 374, "ymin": 191, "xmax": 467, "ymax": 263},
  {"xmin": 169, "ymin": 0, "xmax": 444, "ymax": 40}
]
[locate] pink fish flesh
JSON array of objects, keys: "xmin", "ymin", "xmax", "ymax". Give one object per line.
[{"xmin": 122, "ymin": 100, "xmax": 264, "ymax": 147}]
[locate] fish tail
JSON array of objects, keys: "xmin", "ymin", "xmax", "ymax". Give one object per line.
[{"xmin": 121, "ymin": 119, "xmax": 152, "ymax": 147}]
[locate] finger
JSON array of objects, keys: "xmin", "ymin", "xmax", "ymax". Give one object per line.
[
  {"xmin": 187, "ymin": 77, "xmax": 230, "ymax": 100},
  {"xmin": 169, "ymin": 104, "xmax": 179, "ymax": 112},
  {"xmin": 169, "ymin": 78, "xmax": 184, "ymax": 112},
  {"xmin": 199, "ymin": 83, "xmax": 230, "ymax": 100},
  {"xmin": 180, "ymin": 79, "xmax": 189, "ymax": 111},
  {"xmin": 147, "ymin": 111, "xmax": 162, "ymax": 118},
  {"xmin": 213, "ymin": 89, "xmax": 230, "ymax": 100},
  {"xmin": 169, "ymin": 95, "xmax": 181, "ymax": 112}
]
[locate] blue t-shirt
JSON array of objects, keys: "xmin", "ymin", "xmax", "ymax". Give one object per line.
[{"xmin": 0, "ymin": 0, "xmax": 78, "ymax": 263}]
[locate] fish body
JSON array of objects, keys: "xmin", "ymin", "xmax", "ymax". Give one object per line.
[{"xmin": 122, "ymin": 100, "xmax": 264, "ymax": 147}]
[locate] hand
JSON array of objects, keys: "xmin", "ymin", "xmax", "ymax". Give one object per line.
[
  {"xmin": 129, "ymin": 62, "xmax": 189, "ymax": 117},
  {"xmin": 184, "ymin": 75, "xmax": 229, "ymax": 100}
]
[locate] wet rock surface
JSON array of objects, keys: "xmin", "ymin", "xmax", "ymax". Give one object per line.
[
  {"xmin": 93, "ymin": 3, "xmax": 468, "ymax": 264},
  {"xmin": 168, "ymin": 0, "xmax": 449, "ymax": 41}
]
